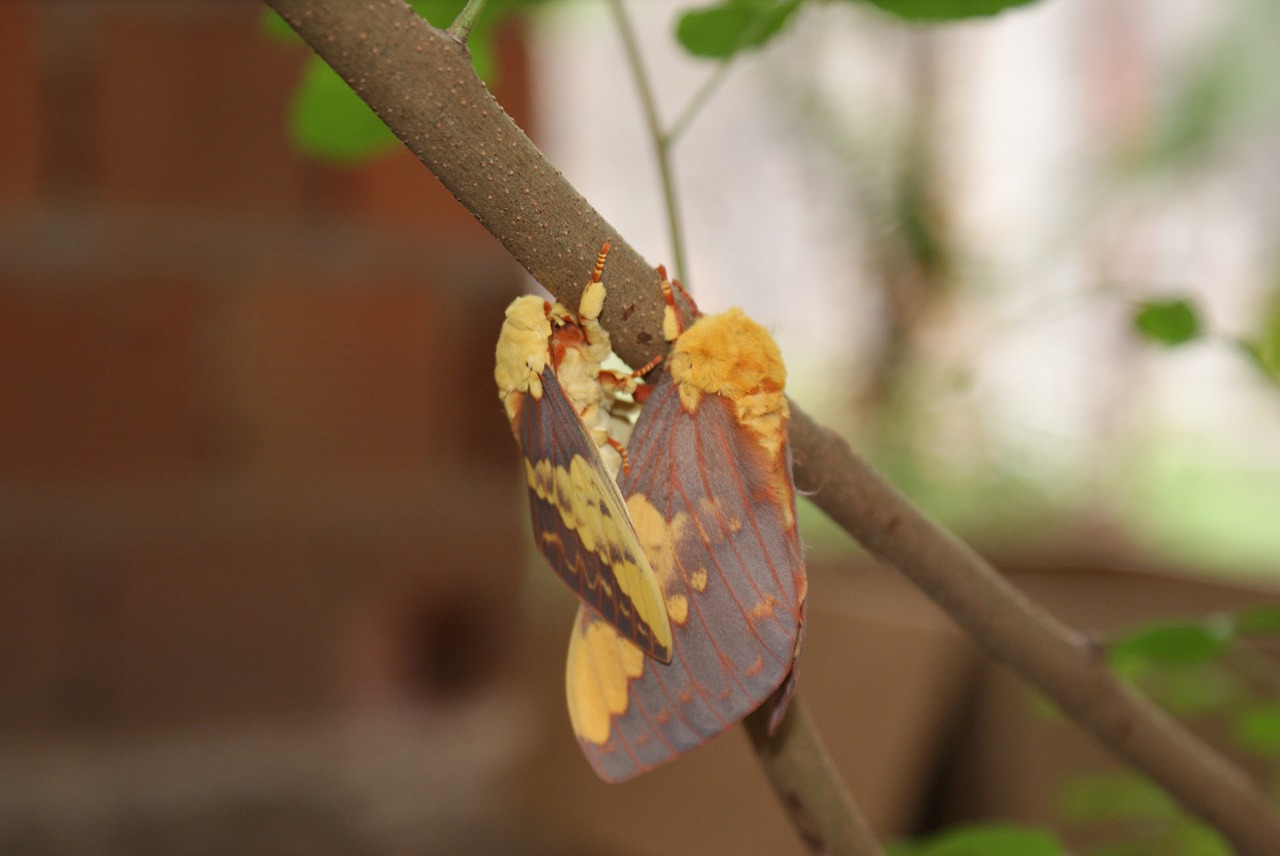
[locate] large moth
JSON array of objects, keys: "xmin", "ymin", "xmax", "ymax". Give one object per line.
[
  {"xmin": 494, "ymin": 244, "xmax": 672, "ymax": 663},
  {"xmin": 566, "ymin": 273, "xmax": 807, "ymax": 781},
  {"xmin": 496, "ymin": 249, "xmax": 807, "ymax": 782}
]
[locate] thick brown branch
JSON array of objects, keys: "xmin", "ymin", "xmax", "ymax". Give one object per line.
[
  {"xmin": 266, "ymin": 0, "xmax": 670, "ymax": 369},
  {"xmin": 786, "ymin": 410, "xmax": 1280, "ymax": 854},
  {"xmin": 265, "ymin": 2, "xmax": 1280, "ymax": 853},
  {"xmin": 745, "ymin": 696, "xmax": 884, "ymax": 856}
]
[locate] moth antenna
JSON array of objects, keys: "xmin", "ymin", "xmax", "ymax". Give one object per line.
[
  {"xmin": 668, "ymin": 276, "xmax": 700, "ymax": 318},
  {"xmin": 660, "ymin": 277, "xmax": 687, "ymax": 339},
  {"xmin": 593, "ymin": 242, "xmax": 611, "ymax": 284}
]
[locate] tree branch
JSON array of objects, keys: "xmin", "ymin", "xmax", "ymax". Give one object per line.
[
  {"xmin": 264, "ymin": 2, "xmax": 1280, "ymax": 853},
  {"xmin": 745, "ymin": 695, "xmax": 884, "ymax": 856}
]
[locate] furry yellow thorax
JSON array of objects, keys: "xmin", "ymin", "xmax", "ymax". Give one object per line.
[{"xmin": 668, "ymin": 308, "xmax": 789, "ymax": 460}]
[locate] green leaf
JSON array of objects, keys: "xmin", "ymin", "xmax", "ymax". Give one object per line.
[
  {"xmin": 1232, "ymin": 701, "xmax": 1280, "ymax": 757},
  {"xmin": 260, "ymin": 9, "xmax": 302, "ymax": 44},
  {"xmin": 272, "ymin": 0, "xmax": 536, "ymax": 164},
  {"xmin": 1235, "ymin": 337, "xmax": 1280, "ymax": 387},
  {"xmin": 888, "ymin": 823, "xmax": 1064, "ymax": 856},
  {"xmin": 1238, "ymin": 281, "xmax": 1280, "ymax": 386},
  {"xmin": 291, "ymin": 57, "xmax": 400, "ymax": 164},
  {"xmin": 1140, "ymin": 5, "xmax": 1280, "ymax": 171},
  {"xmin": 853, "ymin": 0, "xmax": 1041, "ymax": 23},
  {"xmin": 1132, "ymin": 298, "xmax": 1202, "ymax": 347},
  {"xmin": 1136, "ymin": 663, "xmax": 1242, "ymax": 718},
  {"xmin": 1165, "ymin": 819, "xmax": 1232, "ymax": 856},
  {"xmin": 1108, "ymin": 621, "xmax": 1231, "ymax": 669},
  {"xmin": 1234, "ymin": 603, "xmax": 1280, "ymax": 636},
  {"xmin": 676, "ymin": 0, "xmax": 803, "ymax": 59},
  {"xmin": 1058, "ymin": 772, "xmax": 1179, "ymax": 824}
]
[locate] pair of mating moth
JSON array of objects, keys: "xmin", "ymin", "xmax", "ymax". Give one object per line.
[{"xmin": 494, "ymin": 244, "xmax": 807, "ymax": 782}]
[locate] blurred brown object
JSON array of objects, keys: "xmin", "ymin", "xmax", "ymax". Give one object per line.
[{"xmin": 0, "ymin": 3, "xmax": 537, "ymax": 853}]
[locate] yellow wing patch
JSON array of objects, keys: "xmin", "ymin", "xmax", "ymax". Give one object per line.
[
  {"xmin": 625, "ymin": 493, "xmax": 688, "ymax": 591},
  {"xmin": 567, "ymin": 612, "xmax": 645, "ymax": 746},
  {"xmin": 524, "ymin": 454, "xmax": 672, "ymax": 655}
]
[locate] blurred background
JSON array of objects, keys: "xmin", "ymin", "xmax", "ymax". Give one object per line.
[{"xmin": 2, "ymin": 1, "xmax": 1278, "ymax": 854}]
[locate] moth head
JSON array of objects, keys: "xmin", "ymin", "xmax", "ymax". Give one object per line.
[{"xmin": 668, "ymin": 308, "xmax": 785, "ymax": 401}]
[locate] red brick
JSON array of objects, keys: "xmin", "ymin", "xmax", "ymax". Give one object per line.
[
  {"xmin": 239, "ymin": 281, "xmax": 450, "ymax": 475},
  {"xmin": 0, "ymin": 547, "xmax": 62, "ymax": 727},
  {"xmin": 0, "ymin": 1, "xmax": 42, "ymax": 208},
  {"xmin": 115, "ymin": 532, "xmax": 331, "ymax": 725},
  {"xmin": 97, "ymin": 4, "xmax": 310, "ymax": 214},
  {"xmin": 0, "ymin": 282, "xmax": 207, "ymax": 483}
]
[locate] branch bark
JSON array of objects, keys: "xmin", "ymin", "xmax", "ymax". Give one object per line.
[
  {"xmin": 745, "ymin": 696, "xmax": 883, "ymax": 856},
  {"xmin": 264, "ymin": 2, "xmax": 1280, "ymax": 853}
]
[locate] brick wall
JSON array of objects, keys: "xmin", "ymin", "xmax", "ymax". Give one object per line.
[{"xmin": 0, "ymin": 1, "xmax": 530, "ymax": 734}]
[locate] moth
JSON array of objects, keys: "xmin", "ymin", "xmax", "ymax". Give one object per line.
[
  {"xmin": 496, "ymin": 248, "xmax": 807, "ymax": 782},
  {"xmin": 566, "ymin": 273, "xmax": 808, "ymax": 782},
  {"xmin": 494, "ymin": 244, "xmax": 673, "ymax": 663}
]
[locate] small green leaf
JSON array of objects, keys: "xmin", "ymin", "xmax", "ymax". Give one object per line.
[
  {"xmin": 1135, "ymin": 663, "xmax": 1242, "ymax": 718},
  {"xmin": 1108, "ymin": 621, "xmax": 1230, "ymax": 669},
  {"xmin": 1237, "ymin": 284, "xmax": 1280, "ymax": 386},
  {"xmin": 1132, "ymin": 298, "xmax": 1202, "ymax": 346},
  {"xmin": 270, "ymin": 0, "xmax": 533, "ymax": 164},
  {"xmin": 889, "ymin": 823, "xmax": 1064, "ymax": 856},
  {"xmin": 291, "ymin": 57, "xmax": 399, "ymax": 164},
  {"xmin": 1235, "ymin": 337, "xmax": 1280, "ymax": 387},
  {"xmin": 261, "ymin": 9, "xmax": 302, "ymax": 44},
  {"xmin": 1234, "ymin": 603, "xmax": 1280, "ymax": 636},
  {"xmin": 1165, "ymin": 819, "xmax": 1232, "ymax": 856},
  {"xmin": 1233, "ymin": 701, "xmax": 1280, "ymax": 757},
  {"xmin": 409, "ymin": 0, "xmax": 466, "ymax": 26},
  {"xmin": 677, "ymin": 0, "xmax": 803, "ymax": 59},
  {"xmin": 1058, "ymin": 773, "xmax": 1179, "ymax": 824},
  {"xmin": 853, "ymin": 0, "xmax": 1041, "ymax": 22}
]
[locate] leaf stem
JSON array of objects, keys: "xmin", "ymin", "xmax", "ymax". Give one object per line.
[
  {"xmin": 666, "ymin": 57, "xmax": 735, "ymax": 145},
  {"xmin": 447, "ymin": 0, "xmax": 487, "ymax": 42},
  {"xmin": 607, "ymin": 0, "xmax": 688, "ymax": 285}
]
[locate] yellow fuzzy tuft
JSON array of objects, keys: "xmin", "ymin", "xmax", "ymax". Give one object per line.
[
  {"xmin": 668, "ymin": 308, "xmax": 785, "ymax": 400},
  {"xmin": 494, "ymin": 296, "xmax": 557, "ymax": 420},
  {"xmin": 668, "ymin": 308, "xmax": 790, "ymax": 460}
]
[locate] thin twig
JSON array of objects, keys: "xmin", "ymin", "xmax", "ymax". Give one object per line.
[
  {"xmin": 607, "ymin": 0, "xmax": 688, "ymax": 284},
  {"xmin": 667, "ymin": 57, "xmax": 735, "ymax": 144},
  {"xmin": 666, "ymin": 0, "xmax": 796, "ymax": 142},
  {"xmin": 264, "ymin": 3, "xmax": 1280, "ymax": 853},
  {"xmin": 446, "ymin": 0, "xmax": 486, "ymax": 42}
]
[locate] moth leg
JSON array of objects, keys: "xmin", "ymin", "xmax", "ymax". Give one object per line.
[
  {"xmin": 629, "ymin": 352, "xmax": 663, "ymax": 378},
  {"xmin": 658, "ymin": 266, "xmax": 700, "ymax": 341},
  {"xmin": 605, "ymin": 434, "xmax": 631, "ymax": 476}
]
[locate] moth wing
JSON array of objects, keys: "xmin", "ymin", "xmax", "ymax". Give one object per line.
[
  {"xmin": 520, "ymin": 366, "xmax": 673, "ymax": 663},
  {"xmin": 567, "ymin": 372, "xmax": 806, "ymax": 781}
]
